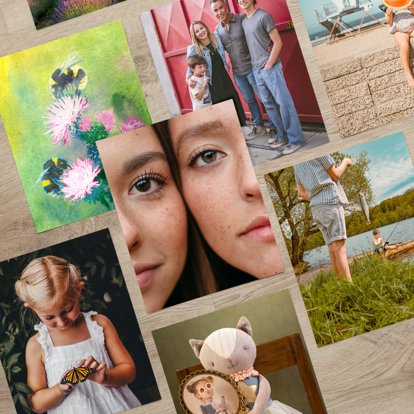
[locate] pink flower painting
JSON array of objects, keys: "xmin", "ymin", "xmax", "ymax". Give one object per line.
[
  {"xmin": 47, "ymin": 95, "xmax": 88, "ymax": 145},
  {"xmin": 61, "ymin": 158, "xmax": 101, "ymax": 201}
]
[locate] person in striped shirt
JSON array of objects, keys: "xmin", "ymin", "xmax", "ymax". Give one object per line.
[{"xmin": 293, "ymin": 155, "xmax": 353, "ymax": 282}]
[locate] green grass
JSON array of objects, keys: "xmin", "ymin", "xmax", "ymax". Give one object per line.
[{"xmin": 301, "ymin": 254, "xmax": 414, "ymax": 347}]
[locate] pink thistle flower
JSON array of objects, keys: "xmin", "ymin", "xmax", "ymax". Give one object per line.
[
  {"xmin": 47, "ymin": 95, "xmax": 89, "ymax": 145},
  {"xmin": 119, "ymin": 116, "xmax": 145, "ymax": 133},
  {"xmin": 61, "ymin": 158, "xmax": 100, "ymax": 202},
  {"xmin": 96, "ymin": 110, "xmax": 115, "ymax": 132},
  {"xmin": 79, "ymin": 115, "xmax": 91, "ymax": 131}
]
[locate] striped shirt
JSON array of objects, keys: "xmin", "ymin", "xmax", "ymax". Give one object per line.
[{"xmin": 293, "ymin": 155, "xmax": 349, "ymax": 207}]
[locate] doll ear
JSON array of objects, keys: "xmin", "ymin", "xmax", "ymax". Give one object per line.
[
  {"xmin": 189, "ymin": 339, "xmax": 204, "ymax": 358},
  {"xmin": 236, "ymin": 316, "xmax": 253, "ymax": 337}
]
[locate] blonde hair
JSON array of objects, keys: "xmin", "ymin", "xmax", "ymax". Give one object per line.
[
  {"xmin": 189, "ymin": 21, "xmax": 218, "ymax": 56},
  {"xmin": 187, "ymin": 376, "xmax": 214, "ymax": 395},
  {"xmin": 15, "ymin": 256, "xmax": 81, "ymax": 311}
]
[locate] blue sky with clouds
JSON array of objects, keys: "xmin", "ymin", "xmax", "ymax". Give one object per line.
[
  {"xmin": 345, "ymin": 133, "xmax": 414, "ymax": 204},
  {"xmin": 298, "ymin": 0, "xmax": 384, "ymax": 36}
]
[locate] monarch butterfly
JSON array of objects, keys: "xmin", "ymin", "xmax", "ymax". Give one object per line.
[{"xmin": 60, "ymin": 366, "xmax": 95, "ymax": 385}]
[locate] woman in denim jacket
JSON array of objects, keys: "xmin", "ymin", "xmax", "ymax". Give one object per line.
[{"xmin": 186, "ymin": 20, "xmax": 246, "ymax": 126}]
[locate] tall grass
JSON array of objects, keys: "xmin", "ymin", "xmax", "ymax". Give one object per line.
[{"xmin": 301, "ymin": 254, "xmax": 414, "ymax": 346}]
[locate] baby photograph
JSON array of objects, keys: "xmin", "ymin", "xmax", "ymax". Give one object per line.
[
  {"xmin": 265, "ymin": 132, "xmax": 414, "ymax": 346},
  {"xmin": 140, "ymin": 0, "xmax": 328, "ymax": 165},
  {"xmin": 0, "ymin": 229, "xmax": 160, "ymax": 413},
  {"xmin": 295, "ymin": 0, "xmax": 414, "ymax": 137},
  {"xmin": 97, "ymin": 100, "xmax": 286, "ymax": 314},
  {"xmin": 152, "ymin": 289, "xmax": 326, "ymax": 414}
]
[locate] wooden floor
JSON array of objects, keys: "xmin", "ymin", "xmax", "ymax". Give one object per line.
[{"xmin": 0, "ymin": 0, "xmax": 413, "ymax": 413}]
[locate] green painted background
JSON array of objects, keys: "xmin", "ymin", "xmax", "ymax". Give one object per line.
[
  {"xmin": 0, "ymin": 20, "xmax": 151, "ymax": 232},
  {"xmin": 153, "ymin": 289, "xmax": 315, "ymax": 413}
]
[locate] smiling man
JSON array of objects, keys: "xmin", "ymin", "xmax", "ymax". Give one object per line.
[{"xmin": 210, "ymin": 0, "xmax": 277, "ymax": 141}]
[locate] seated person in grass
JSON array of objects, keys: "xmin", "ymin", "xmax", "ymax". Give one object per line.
[
  {"xmin": 188, "ymin": 55, "xmax": 212, "ymax": 110},
  {"xmin": 372, "ymin": 229, "xmax": 398, "ymax": 254},
  {"xmin": 294, "ymin": 155, "xmax": 353, "ymax": 282}
]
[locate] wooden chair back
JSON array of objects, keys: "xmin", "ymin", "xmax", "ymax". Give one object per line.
[{"xmin": 176, "ymin": 333, "xmax": 326, "ymax": 413}]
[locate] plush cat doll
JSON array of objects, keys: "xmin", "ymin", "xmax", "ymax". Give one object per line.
[{"xmin": 189, "ymin": 317, "xmax": 302, "ymax": 414}]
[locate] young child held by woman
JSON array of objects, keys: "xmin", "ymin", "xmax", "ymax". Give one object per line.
[{"xmin": 15, "ymin": 255, "xmax": 141, "ymax": 413}]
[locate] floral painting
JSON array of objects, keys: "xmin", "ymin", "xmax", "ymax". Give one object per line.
[
  {"xmin": 0, "ymin": 21, "xmax": 151, "ymax": 232},
  {"xmin": 28, "ymin": 0, "xmax": 127, "ymax": 29}
]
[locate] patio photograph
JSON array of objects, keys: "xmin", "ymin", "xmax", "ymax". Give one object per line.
[{"xmin": 296, "ymin": 0, "xmax": 414, "ymax": 137}]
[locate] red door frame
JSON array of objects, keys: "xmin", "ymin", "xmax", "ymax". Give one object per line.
[{"xmin": 151, "ymin": 0, "xmax": 323, "ymax": 123}]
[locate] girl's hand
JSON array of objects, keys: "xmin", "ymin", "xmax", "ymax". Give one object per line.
[
  {"xmin": 58, "ymin": 383, "xmax": 74, "ymax": 397},
  {"xmin": 78, "ymin": 356, "xmax": 107, "ymax": 385}
]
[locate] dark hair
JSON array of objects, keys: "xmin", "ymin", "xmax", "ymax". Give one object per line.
[
  {"xmin": 153, "ymin": 122, "xmax": 217, "ymax": 306},
  {"xmin": 153, "ymin": 122, "xmax": 255, "ymax": 295},
  {"xmin": 188, "ymin": 55, "xmax": 207, "ymax": 69},
  {"xmin": 373, "ymin": 229, "xmax": 380, "ymax": 235}
]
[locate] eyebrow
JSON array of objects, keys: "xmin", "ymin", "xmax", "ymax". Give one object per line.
[
  {"xmin": 174, "ymin": 120, "xmax": 226, "ymax": 155},
  {"xmin": 121, "ymin": 151, "xmax": 167, "ymax": 175}
]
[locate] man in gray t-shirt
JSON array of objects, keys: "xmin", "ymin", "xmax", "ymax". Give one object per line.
[
  {"xmin": 294, "ymin": 155, "xmax": 353, "ymax": 282},
  {"xmin": 210, "ymin": 0, "xmax": 276, "ymax": 141},
  {"xmin": 239, "ymin": 0, "xmax": 305, "ymax": 157}
]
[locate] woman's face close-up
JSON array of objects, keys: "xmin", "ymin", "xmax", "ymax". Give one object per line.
[
  {"xmin": 168, "ymin": 101, "xmax": 284, "ymax": 278},
  {"xmin": 97, "ymin": 127, "xmax": 188, "ymax": 313},
  {"xmin": 193, "ymin": 23, "xmax": 208, "ymax": 42}
]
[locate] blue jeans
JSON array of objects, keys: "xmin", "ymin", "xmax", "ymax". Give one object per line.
[
  {"xmin": 253, "ymin": 62, "xmax": 305, "ymax": 145},
  {"xmin": 233, "ymin": 71, "xmax": 276, "ymax": 130}
]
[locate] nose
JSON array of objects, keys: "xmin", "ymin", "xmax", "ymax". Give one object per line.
[
  {"xmin": 118, "ymin": 208, "xmax": 142, "ymax": 251},
  {"xmin": 238, "ymin": 147, "xmax": 262, "ymax": 201},
  {"xmin": 56, "ymin": 316, "xmax": 67, "ymax": 327}
]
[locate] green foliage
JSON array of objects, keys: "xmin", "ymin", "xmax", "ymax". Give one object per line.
[
  {"xmin": 266, "ymin": 151, "xmax": 373, "ymax": 265},
  {"xmin": 301, "ymin": 255, "xmax": 414, "ymax": 346}
]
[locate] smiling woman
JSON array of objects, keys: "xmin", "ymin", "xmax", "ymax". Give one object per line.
[{"xmin": 165, "ymin": 100, "xmax": 284, "ymax": 279}]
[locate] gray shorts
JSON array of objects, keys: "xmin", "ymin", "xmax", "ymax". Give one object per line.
[{"xmin": 311, "ymin": 204, "xmax": 347, "ymax": 245}]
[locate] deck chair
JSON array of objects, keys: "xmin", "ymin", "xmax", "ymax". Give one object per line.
[{"xmin": 176, "ymin": 333, "xmax": 326, "ymax": 413}]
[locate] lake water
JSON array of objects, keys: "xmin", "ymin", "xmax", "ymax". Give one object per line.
[{"xmin": 304, "ymin": 217, "xmax": 414, "ymax": 269}]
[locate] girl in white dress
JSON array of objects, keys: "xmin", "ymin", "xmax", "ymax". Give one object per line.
[{"xmin": 15, "ymin": 255, "xmax": 141, "ymax": 413}]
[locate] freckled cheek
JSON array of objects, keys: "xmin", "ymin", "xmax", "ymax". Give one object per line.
[
  {"xmin": 183, "ymin": 180, "xmax": 235, "ymax": 246},
  {"xmin": 158, "ymin": 197, "xmax": 188, "ymax": 254}
]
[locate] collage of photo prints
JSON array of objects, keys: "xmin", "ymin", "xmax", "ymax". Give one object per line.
[{"xmin": 0, "ymin": 0, "xmax": 413, "ymax": 413}]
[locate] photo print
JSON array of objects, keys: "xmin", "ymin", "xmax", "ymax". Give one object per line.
[
  {"xmin": 27, "ymin": 0, "xmax": 127, "ymax": 30},
  {"xmin": 0, "ymin": 21, "xmax": 151, "ymax": 233},
  {"xmin": 140, "ymin": 0, "xmax": 328, "ymax": 165},
  {"xmin": 97, "ymin": 100, "xmax": 285, "ymax": 314},
  {"xmin": 179, "ymin": 370, "xmax": 245, "ymax": 414},
  {"xmin": 152, "ymin": 290, "xmax": 326, "ymax": 414},
  {"xmin": 296, "ymin": 0, "xmax": 414, "ymax": 137},
  {"xmin": 0, "ymin": 229, "xmax": 160, "ymax": 414},
  {"xmin": 266, "ymin": 132, "xmax": 414, "ymax": 346}
]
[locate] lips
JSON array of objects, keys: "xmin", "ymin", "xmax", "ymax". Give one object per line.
[
  {"xmin": 240, "ymin": 215, "xmax": 275, "ymax": 242},
  {"xmin": 134, "ymin": 264, "xmax": 160, "ymax": 289}
]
